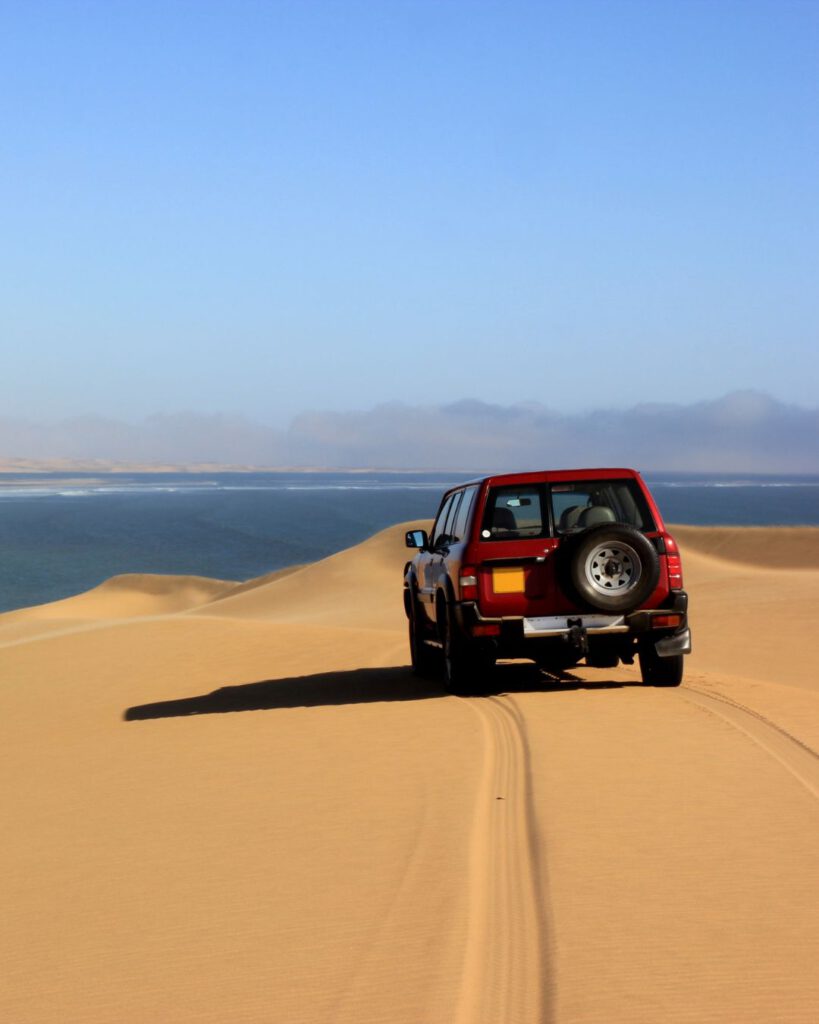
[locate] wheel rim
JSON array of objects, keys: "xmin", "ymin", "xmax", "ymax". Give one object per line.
[{"xmin": 583, "ymin": 541, "xmax": 642, "ymax": 596}]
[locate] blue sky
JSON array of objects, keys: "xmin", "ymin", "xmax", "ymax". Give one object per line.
[{"xmin": 1, "ymin": 0, "xmax": 817, "ymax": 425}]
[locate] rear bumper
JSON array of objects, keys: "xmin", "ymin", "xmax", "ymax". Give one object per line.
[{"xmin": 455, "ymin": 590, "xmax": 690, "ymax": 658}]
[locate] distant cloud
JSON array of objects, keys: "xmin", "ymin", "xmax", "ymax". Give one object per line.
[
  {"xmin": 0, "ymin": 392, "xmax": 816, "ymax": 472},
  {"xmin": 286, "ymin": 392, "xmax": 819, "ymax": 473},
  {"xmin": 0, "ymin": 413, "xmax": 285, "ymax": 466}
]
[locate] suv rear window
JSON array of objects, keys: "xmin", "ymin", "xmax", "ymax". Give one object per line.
[
  {"xmin": 551, "ymin": 480, "xmax": 654, "ymax": 533},
  {"xmin": 481, "ymin": 486, "xmax": 547, "ymax": 540},
  {"xmin": 481, "ymin": 479, "xmax": 654, "ymax": 540}
]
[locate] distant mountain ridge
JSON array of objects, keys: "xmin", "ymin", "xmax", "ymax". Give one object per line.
[{"xmin": 0, "ymin": 391, "xmax": 816, "ymax": 472}]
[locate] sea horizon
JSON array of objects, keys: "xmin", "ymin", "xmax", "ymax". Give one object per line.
[{"xmin": 1, "ymin": 469, "xmax": 817, "ymax": 614}]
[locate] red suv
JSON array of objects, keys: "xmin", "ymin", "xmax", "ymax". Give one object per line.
[{"xmin": 404, "ymin": 468, "xmax": 690, "ymax": 694}]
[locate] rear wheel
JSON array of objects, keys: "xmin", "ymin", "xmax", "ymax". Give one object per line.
[
  {"xmin": 442, "ymin": 602, "xmax": 495, "ymax": 696},
  {"xmin": 639, "ymin": 642, "xmax": 684, "ymax": 687},
  {"xmin": 408, "ymin": 592, "xmax": 436, "ymax": 677}
]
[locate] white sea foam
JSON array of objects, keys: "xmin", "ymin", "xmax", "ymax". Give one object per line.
[
  {"xmin": 0, "ymin": 474, "xmax": 816, "ymax": 500},
  {"xmin": 653, "ymin": 481, "xmax": 819, "ymax": 488}
]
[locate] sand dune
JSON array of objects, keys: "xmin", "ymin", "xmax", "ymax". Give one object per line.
[
  {"xmin": 0, "ymin": 566, "xmax": 313, "ymax": 648},
  {"xmin": 26, "ymin": 572, "xmax": 236, "ymax": 617},
  {"xmin": 672, "ymin": 524, "xmax": 819, "ymax": 569},
  {"xmin": 195, "ymin": 523, "xmax": 421, "ymax": 630},
  {"xmin": 683, "ymin": 554, "xmax": 819, "ymax": 692},
  {"xmin": 2, "ymin": 523, "xmax": 818, "ymax": 1023}
]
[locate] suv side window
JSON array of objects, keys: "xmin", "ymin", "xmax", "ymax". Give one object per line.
[
  {"xmin": 443, "ymin": 490, "xmax": 463, "ymax": 543},
  {"xmin": 453, "ymin": 485, "xmax": 479, "ymax": 542},
  {"xmin": 431, "ymin": 493, "xmax": 456, "ymax": 548}
]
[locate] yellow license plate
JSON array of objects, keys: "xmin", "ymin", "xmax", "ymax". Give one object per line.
[{"xmin": 492, "ymin": 567, "xmax": 526, "ymax": 594}]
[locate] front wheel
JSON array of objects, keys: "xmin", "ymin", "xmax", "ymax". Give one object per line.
[{"xmin": 639, "ymin": 643, "xmax": 684, "ymax": 687}]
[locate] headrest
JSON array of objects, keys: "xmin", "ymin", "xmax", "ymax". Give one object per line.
[
  {"xmin": 579, "ymin": 506, "xmax": 616, "ymax": 527},
  {"xmin": 559, "ymin": 505, "xmax": 584, "ymax": 530},
  {"xmin": 493, "ymin": 507, "xmax": 517, "ymax": 531}
]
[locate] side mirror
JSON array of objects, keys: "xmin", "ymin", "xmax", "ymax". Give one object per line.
[{"xmin": 405, "ymin": 529, "xmax": 429, "ymax": 550}]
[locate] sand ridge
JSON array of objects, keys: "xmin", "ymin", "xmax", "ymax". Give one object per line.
[
  {"xmin": 2, "ymin": 523, "xmax": 818, "ymax": 1022},
  {"xmin": 672, "ymin": 524, "xmax": 819, "ymax": 569}
]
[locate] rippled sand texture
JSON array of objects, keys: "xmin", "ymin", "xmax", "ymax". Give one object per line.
[{"xmin": 2, "ymin": 525, "xmax": 818, "ymax": 1023}]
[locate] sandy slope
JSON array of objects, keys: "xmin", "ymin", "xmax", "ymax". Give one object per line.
[{"xmin": 2, "ymin": 524, "xmax": 818, "ymax": 1023}]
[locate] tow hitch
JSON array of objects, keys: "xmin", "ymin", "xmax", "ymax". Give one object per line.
[{"xmin": 566, "ymin": 618, "xmax": 589, "ymax": 657}]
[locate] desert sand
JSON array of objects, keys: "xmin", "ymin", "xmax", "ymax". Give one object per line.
[{"xmin": 2, "ymin": 524, "xmax": 818, "ymax": 1023}]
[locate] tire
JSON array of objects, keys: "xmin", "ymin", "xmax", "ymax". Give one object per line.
[
  {"xmin": 639, "ymin": 643, "xmax": 684, "ymax": 687},
  {"xmin": 408, "ymin": 592, "xmax": 436, "ymax": 677},
  {"xmin": 442, "ymin": 601, "xmax": 495, "ymax": 696},
  {"xmin": 566, "ymin": 524, "xmax": 660, "ymax": 614}
]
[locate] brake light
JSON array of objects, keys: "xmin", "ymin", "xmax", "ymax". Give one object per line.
[
  {"xmin": 459, "ymin": 566, "xmax": 479, "ymax": 601},
  {"xmin": 652, "ymin": 614, "xmax": 682, "ymax": 629},
  {"xmin": 663, "ymin": 535, "xmax": 684, "ymax": 589}
]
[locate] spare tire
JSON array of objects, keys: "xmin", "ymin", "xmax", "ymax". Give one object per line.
[{"xmin": 565, "ymin": 524, "xmax": 660, "ymax": 613}]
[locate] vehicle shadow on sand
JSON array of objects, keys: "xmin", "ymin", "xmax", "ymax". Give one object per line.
[
  {"xmin": 123, "ymin": 663, "xmax": 638, "ymax": 721},
  {"xmin": 497, "ymin": 662, "xmax": 630, "ymax": 694}
]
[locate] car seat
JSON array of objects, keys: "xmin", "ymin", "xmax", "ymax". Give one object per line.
[
  {"xmin": 559, "ymin": 505, "xmax": 585, "ymax": 530},
  {"xmin": 492, "ymin": 507, "xmax": 518, "ymax": 533}
]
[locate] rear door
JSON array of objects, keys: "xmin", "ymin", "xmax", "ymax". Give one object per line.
[{"xmin": 475, "ymin": 484, "xmax": 567, "ymax": 617}]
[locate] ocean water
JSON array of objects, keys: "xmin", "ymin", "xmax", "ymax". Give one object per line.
[{"xmin": 0, "ymin": 470, "xmax": 817, "ymax": 614}]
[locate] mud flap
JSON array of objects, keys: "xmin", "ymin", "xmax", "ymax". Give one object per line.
[{"xmin": 655, "ymin": 627, "xmax": 692, "ymax": 657}]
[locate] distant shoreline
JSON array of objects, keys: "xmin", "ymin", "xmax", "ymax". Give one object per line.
[
  {"xmin": 0, "ymin": 472, "xmax": 816, "ymax": 614},
  {"xmin": 2, "ymin": 460, "xmax": 818, "ymax": 480},
  {"xmin": 0, "ymin": 460, "xmax": 451, "ymax": 476}
]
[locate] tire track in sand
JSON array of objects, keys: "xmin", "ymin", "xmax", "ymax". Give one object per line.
[
  {"xmin": 680, "ymin": 685, "xmax": 819, "ymax": 800},
  {"xmin": 455, "ymin": 694, "xmax": 551, "ymax": 1024}
]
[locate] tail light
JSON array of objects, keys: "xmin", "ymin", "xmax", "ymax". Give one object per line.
[
  {"xmin": 664, "ymin": 534, "xmax": 684, "ymax": 589},
  {"xmin": 652, "ymin": 614, "xmax": 682, "ymax": 629},
  {"xmin": 459, "ymin": 566, "xmax": 479, "ymax": 601}
]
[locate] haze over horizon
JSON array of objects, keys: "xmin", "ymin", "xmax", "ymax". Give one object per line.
[
  {"xmin": 1, "ymin": 390, "xmax": 817, "ymax": 474},
  {"xmin": 2, "ymin": 0, "xmax": 818, "ymax": 433}
]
